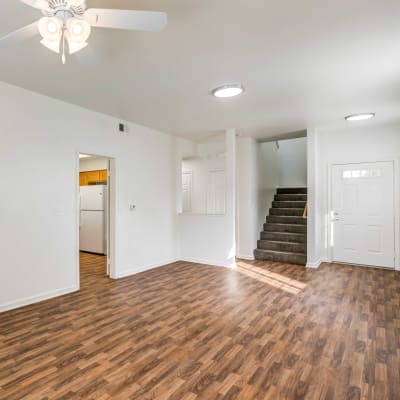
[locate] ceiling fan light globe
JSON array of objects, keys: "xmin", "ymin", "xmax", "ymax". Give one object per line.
[
  {"xmin": 72, "ymin": 24, "xmax": 83, "ymax": 35},
  {"xmin": 66, "ymin": 18, "xmax": 91, "ymax": 43},
  {"xmin": 40, "ymin": 38, "xmax": 60, "ymax": 54},
  {"xmin": 47, "ymin": 21, "xmax": 58, "ymax": 34},
  {"xmin": 67, "ymin": 39, "xmax": 88, "ymax": 55},
  {"xmin": 38, "ymin": 17, "xmax": 62, "ymax": 42}
]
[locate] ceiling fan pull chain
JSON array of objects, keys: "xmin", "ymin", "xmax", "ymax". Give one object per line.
[{"xmin": 61, "ymin": 28, "xmax": 66, "ymax": 65}]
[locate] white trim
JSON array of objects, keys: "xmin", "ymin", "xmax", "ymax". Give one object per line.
[
  {"xmin": 115, "ymin": 259, "xmax": 180, "ymax": 279},
  {"xmin": 108, "ymin": 158, "xmax": 117, "ymax": 279},
  {"xmin": 75, "ymin": 154, "xmax": 81, "ymax": 290},
  {"xmin": 236, "ymin": 254, "xmax": 255, "ymax": 260},
  {"xmin": 0, "ymin": 285, "xmax": 78, "ymax": 313},
  {"xmin": 306, "ymin": 259, "xmax": 322, "ymax": 269}
]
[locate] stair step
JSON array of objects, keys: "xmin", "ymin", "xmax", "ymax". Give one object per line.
[
  {"xmin": 264, "ymin": 223, "xmax": 307, "ymax": 234},
  {"xmin": 267, "ymin": 216, "xmax": 307, "ymax": 225},
  {"xmin": 261, "ymin": 231, "xmax": 306, "ymax": 243},
  {"xmin": 272, "ymin": 201, "xmax": 307, "ymax": 209},
  {"xmin": 269, "ymin": 208, "xmax": 304, "ymax": 216},
  {"xmin": 275, "ymin": 194, "xmax": 307, "ymax": 201},
  {"xmin": 254, "ymin": 249, "xmax": 307, "ymax": 265},
  {"xmin": 257, "ymin": 240, "xmax": 306, "ymax": 253},
  {"xmin": 277, "ymin": 187, "xmax": 307, "ymax": 194}
]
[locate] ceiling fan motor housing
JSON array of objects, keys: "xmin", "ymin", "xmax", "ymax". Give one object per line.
[{"xmin": 43, "ymin": 0, "xmax": 86, "ymax": 18}]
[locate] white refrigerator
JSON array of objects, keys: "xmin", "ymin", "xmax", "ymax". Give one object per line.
[{"xmin": 80, "ymin": 185, "xmax": 107, "ymax": 255}]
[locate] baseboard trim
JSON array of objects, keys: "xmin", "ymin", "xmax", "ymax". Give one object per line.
[
  {"xmin": 115, "ymin": 258, "xmax": 180, "ymax": 279},
  {"xmin": 0, "ymin": 285, "xmax": 78, "ymax": 313},
  {"xmin": 306, "ymin": 258, "xmax": 328, "ymax": 269},
  {"xmin": 236, "ymin": 254, "xmax": 255, "ymax": 261},
  {"xmin": 180, "ymin": 257, "xmax": 233, "ymax": 268}
]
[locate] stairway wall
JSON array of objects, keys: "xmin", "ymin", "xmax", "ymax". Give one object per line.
[
  {"xmin": 258, "ymin": 142, "xmax": 279, "ymax": 233},
  {"xmin": 277, "ymin": 137, "xmax": 307, "ymax": 187}
]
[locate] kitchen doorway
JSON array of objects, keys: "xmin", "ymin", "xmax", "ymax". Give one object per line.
[{"xmin": 78, "ymin": 153, "xmax": 116, "ymax": 283}]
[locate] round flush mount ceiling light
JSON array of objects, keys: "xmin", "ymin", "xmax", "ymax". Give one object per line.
[
  {"xmin": 345, "ymin": 113, "xmax": 375, "ymax": 121},
  {"xmin": 212, "ymin": 84, "xmax": 244, "ymax": 98}
]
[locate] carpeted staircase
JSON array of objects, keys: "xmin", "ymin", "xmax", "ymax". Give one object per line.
[{"xmin": 254, "ymin": 187, "xmax": 307, "ymax": 265}]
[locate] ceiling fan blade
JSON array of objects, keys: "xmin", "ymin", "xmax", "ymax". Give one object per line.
[
  {"xmin": 19, "ymin": 0, "xmax": 48, "ymax": 10},
  {"xmin": 0, "ymin": 22, "xmax": 39, "ymax": 47},
  {"xmin": 85, "ymin": 9, "xmax": 167, "ymax": 32}
]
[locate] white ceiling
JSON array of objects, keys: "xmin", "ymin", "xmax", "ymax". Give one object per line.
[{"xmin": 1, "ymin": 0, "xmax": 400, "ymax": 139}]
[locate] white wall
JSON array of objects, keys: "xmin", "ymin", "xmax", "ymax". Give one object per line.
[
  {"xmin": 309, "ymin": 122, "xmax": 400, "ymax": 269},
  {"xmin": 306, "ymin": 129, "xmax": 321, "ymax": 268},
  {"xmin": 277, "ymin": 137, "xmax": 307, "ymax": 187},
  {"xmin": 177, "ymin": 130, "xmax": 236, "ymax": 267},
  {"xmin": 0, "ymin": 82, "xmax": 177, "ymax": 311},
  {"xmin": 79, "ymin": 157, "xmax": 108, "ymax": 172},
  {"xmin": 236, "ymin": 137, "xmax": 258, "ymax": 259}
]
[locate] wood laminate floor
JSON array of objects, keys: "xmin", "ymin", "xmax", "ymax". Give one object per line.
[{"xmin": 0, "ymin": 253, "xmax": 399, "ymax": 399}]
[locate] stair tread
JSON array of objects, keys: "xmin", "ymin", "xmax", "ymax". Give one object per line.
[
  {"xmin": 268, "ymin": 216, "xmax": 307, "ymax": 220},
  {"xmin": 262, "ymin": 235, "xmax": 306, "ymax": 240},
  {"xmin": 255, "ymin": 249, "xmax": 306, "ymax": 256},
  {"xmin": 266, "ymin": 222, "xmax": 306, "ymax": 225},
  {"xmin": 273, "ymin": 201, "xmax": 306, "ymax": 203},
  {"xmin": 259, "ymin": 240, "xmax": 305, "ymax": 245},
  {"xmin": 264, "ymin": 227, "xmax": 307, "ymax": 231},
  {"xmin": 263, "ymin": 230, "xmax": 305, "ymax": 235},
  {"xmin": 271, "ymin": 208, "xmax": 305, "ymax": 210}
]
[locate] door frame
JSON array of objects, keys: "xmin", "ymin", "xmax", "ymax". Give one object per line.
[
  {"xmin": 76, "ymin": 152, "xmax": 117, "ymax": 288},
  {"xmin": 327, "ymin": 159, "xmax": 398, "ymax": 270}
]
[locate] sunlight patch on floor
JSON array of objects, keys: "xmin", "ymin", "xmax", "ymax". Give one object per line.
[{"xmin": 233, "ymin": 260, "xmax": 307, "ymax": 294}]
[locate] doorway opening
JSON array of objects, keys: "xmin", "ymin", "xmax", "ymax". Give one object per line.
[
  {"xmin": 245, "ymin": 135, "xmax": 308, "ymax": 265},
  {"xmin": 78, "ymin": 153, "xmax": 115, "ymax": 284}
]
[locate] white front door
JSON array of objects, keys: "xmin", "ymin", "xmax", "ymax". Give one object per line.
[{"xmin": 331, "ymin": 162, "xmax": 395, "ymax": 269}]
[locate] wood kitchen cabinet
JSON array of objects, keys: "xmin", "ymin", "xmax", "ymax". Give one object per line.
[
  {"xmin": 99, "ymin": 170, "xmax": 107, "ymax": 182},
  {"xmin": 80, "ymin": 172, "xmax": 89, "ymax": 186},
  {"xmin": 80, "ymin": 170, "xmax": 108, "ymax": 186},
  {"xmin": 87, "ymin": 170, "xmax": 100, "ymax": 183}
]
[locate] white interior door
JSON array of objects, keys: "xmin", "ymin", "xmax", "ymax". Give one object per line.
[{"xmin": 331, "ymin": 162, "xmax": 395, "ymax": 269}]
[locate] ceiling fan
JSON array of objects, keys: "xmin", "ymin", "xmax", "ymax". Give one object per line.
[{"xmin": 0, "ymin": 0, "xmax": 167, "ymax": 64}]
